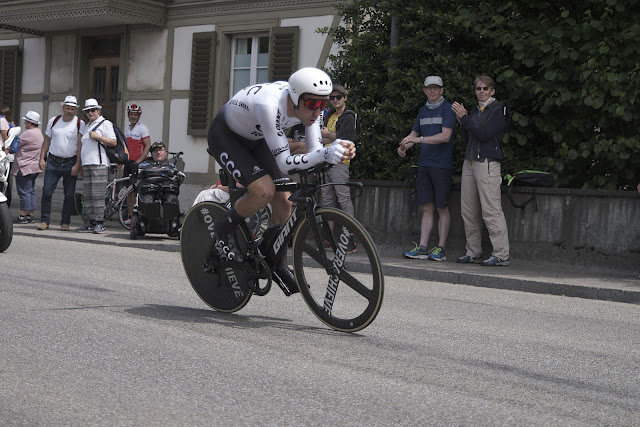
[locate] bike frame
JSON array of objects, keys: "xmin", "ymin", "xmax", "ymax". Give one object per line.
[{"xmin": 223, "ymin": 165, "xmax": 363, "ymax": 291}]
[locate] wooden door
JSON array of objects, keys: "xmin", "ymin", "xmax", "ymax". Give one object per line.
[{"xmin": 88, "ymin": 57, "xmax": 120, "ymax": 122}]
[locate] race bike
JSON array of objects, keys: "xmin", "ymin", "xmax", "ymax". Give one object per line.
[
  {"xmin": 0, "ymin": 127, "xmax": 20, "ymax": 252},
  {"xmin": 181, "ymin": 163, "xmax": 384, "ymax": 332}
]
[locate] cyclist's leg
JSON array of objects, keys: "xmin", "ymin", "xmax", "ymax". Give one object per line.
[
  {"xmin": 291, "ymin": 208, "xmax": 384, "ymax": 332},
  {"xmin": 207, "ymin": 110, "xmax": 281, "ymax": 261}
]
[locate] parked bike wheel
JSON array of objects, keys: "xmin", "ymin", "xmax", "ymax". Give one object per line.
[
  {"xmin": 180, "ymin": 201, "xmax": 252, "ymax": 313},
  {"xmin": 291, "ymin": 208, "xmax": 384, "ymax": 332},
  {"xmin": 0, "ymin": 202, "xmax": 13, "ymax": 252},
  {"xmin": 118, "ymin": 193, "xmax": 132, "ymax": 230}
]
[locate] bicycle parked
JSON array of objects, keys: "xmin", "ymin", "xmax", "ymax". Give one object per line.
[{"xmin": 180, "ymin": 163, "xmax": 384, "ymax": 333}]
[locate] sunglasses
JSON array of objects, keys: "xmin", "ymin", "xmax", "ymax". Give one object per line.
[
  {"xmin": 329, "ymin": 94, "xmax": 344, "ymax": 101},
  {"xmin": 85, "ymin": 108, "xmax": 98, "ymax": 113},
  {"xmin": 475, "ymin": 86, "xmax": 492, "ymax": 92},
  {"xmin": 300, "ymin": 96, "xmax": 329, "ymax": 111}
]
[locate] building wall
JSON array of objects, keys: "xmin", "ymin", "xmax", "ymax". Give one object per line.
[{"xmin": 5, "ymin": 4, "xmax": 341, "ymax": 180}]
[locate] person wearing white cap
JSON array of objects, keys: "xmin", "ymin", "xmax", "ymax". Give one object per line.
[
  {"xmin": 12, "ymin": 111, "xmax": 44, "ymax": 224},
  {"xmin": 398, "ymin": 75, "xmax": 456, "ymax": 262},
  {"xmin": 37, "ymin": 95, "xmax": 84, "ymax": 231},
  {"xmin": 76, "ymin": 98, "xmax": 116, "ymax": 234}
]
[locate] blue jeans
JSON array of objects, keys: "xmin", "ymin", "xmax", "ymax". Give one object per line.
[
  {"xmin": 40, "ymin": 157, "xmax": 78, "ymax": 225},
  {"xmin": 15, "ymin": 171, "xmax": 39, "ymax": 211}
]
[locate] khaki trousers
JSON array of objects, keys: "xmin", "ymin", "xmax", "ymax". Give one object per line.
[{"xmin": 460, "ymin": 159, "xmax": 510, "ymax": 260}]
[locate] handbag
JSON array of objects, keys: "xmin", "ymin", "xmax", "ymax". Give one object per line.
[{"xmin": 7, "ymin": 137, "xmax": 19, "ymax": 154}]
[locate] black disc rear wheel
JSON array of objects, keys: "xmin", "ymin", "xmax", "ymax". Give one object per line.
[{"xmin": 180, "ymin": 202, "xmax": 252, "ymax": 313}]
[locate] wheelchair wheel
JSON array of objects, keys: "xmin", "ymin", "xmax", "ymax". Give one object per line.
[
  {"xmin": 130, "ymin": 213, "xmax": 140, "ymax": 240},
  {"xmin": 180, "ymin": 202, "xmax": 252, "ymax": 313}
]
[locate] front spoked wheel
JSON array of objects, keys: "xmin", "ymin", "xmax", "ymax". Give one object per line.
[
  {"xmin": 180, "ymin": 201, "xmax": 252, "ymax": 313},
  {"xmin": 292, "ymin": 208, "xmax": 384, "ymax": 332}
]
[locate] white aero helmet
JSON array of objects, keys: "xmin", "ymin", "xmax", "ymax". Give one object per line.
[{"xmin": 288, "ymin": 67, "xmax": 333, "ymax": 107}]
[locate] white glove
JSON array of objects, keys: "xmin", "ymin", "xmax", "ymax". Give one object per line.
[{"xmin": 325, "ymin": 139, "xmax": 346, "ymax": 164}]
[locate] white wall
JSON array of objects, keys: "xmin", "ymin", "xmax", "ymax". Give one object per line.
[
  {"xmin": 172, "ymin": 25, "xmax": 215, "ymax": 91},
  {"xmin": 281, "ymin": 15, "xmax": 334, "ymax": 68},
  {"xmin": 169, "ymin": 98, "xmax": 208, "ymax": 174},
  {"xmin": 50, "ymin": 34, "xmax": 76, "ymax": 93},
  {"xmin": 127, "ymin": 29, "xmax": 168, "ymax": 91},
  {"xmin": 22, "ymin": 37, "xmax": 46, "ymax": 94}
]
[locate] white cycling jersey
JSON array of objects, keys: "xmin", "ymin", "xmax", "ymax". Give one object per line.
[{"xmin": 223, "ymin": 81, "xmax": 345, "ymax": 174}]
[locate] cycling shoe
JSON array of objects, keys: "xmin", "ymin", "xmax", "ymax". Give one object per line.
[
  {"xmin": 274, "ymin": 267, "xmax": 299, "ymax": 294},
  {"xmin": 213, "ymin": 232, "xmax": 245, "ymax": 263}
]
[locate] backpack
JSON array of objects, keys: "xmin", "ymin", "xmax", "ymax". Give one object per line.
[
  {"xmin": 504, "ymin": 170, "xmax": 554, "ymax": 210},
  {"xmin": 91, "ymin": 119, "xmax": 130, "ymax": 164},
  {"xmin": 52, "ymin": 115, "xmax": 81, "ymax": 132}
]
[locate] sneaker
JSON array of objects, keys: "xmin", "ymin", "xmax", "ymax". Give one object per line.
[
  {"xmin": 60, "ymin": 224, "xmax": 70, "ymax": 231},
  {"xmin": 76, "ymin": 223, "xmax": 95, "ymax": 232},
  {"xmin": 274, "ymin": 267, "xmax": 299, "ymax": 294},
  {"xmin": 37, "ymin": 222, "xmax": 49, "ymax": 230},
  {"xmin": 123, "ymin": 218, "xmax": 131, "ymax": 226},
  {"xmin": 481, "ymin": 255, "xmax": 510, "ymax": 266},
  {"xmin": 213, "ymin": 232, "xmax": 245, "ymax": 263},
  {"xmin": 456, "ymin": 254, "xmax": 483, "ymax": 264},
  {"xmin": 404, "ymin": 243, "xmax": 430, "ymax": 259},
  {"xmin": 346, "ymin": 235, "xmax": 357, "ymax": 254},
  {"xmin": 93, "ymin": 223, "xmax": 106, "ymax": 234},
  {"xmin": 17, "ymin": 215, "xmax": 29, "ymax": 224},
  {"xmin": 428, "ymin": 246, "xmax": 447, "ymax": 261}
]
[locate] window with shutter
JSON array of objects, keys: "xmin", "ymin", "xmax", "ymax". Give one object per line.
[
  {"xmin": 0, "ymin": 46, "xmax": 20, "ymax": 117},
  {"xmin": 188, "ymin": 32, "xmax": 217, "ymax": 136},
  {"xmin": 269, "ymin": 27, "xmax": 299, "ymax": 82}
]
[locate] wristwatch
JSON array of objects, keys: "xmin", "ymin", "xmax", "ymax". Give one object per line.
[{"xmin": 420, "ymin": 136, "xmax": 423, "ymax": 142}]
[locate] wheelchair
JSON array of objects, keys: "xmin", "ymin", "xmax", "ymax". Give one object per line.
[{"xmin": 129, "ymin": 156, "xmax": 185, "ymax": 240}]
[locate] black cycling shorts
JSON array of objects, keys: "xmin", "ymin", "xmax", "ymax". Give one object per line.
[{"xmin": 207, "ymin": 105, "xmax": 290, "ymax": 188}]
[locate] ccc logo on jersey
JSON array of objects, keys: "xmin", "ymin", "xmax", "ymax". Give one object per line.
[{"xmin": 219, "ymin": 152, "xmax": 241, "ymax": 180}]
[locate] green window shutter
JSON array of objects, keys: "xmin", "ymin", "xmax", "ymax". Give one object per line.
[
  {"xmin": 0, "ymin": 46, "xmax": 20, "ymax": 117},
  {"xmin": 188, "ymin": 32, "xmax": 216, "ymax": 136},
  {"xmin": 269, "ymin": 26, "xmax": 299, "ymax": 82}
]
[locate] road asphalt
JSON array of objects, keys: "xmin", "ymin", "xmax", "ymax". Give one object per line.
[{"xmin": 8, "ymin": 209, "xmax": 640, "ymax": 305}]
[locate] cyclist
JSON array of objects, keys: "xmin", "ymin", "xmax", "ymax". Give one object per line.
[{"xmin": 207, "ymin": 67, "xmax": 356, "ymax": 292}]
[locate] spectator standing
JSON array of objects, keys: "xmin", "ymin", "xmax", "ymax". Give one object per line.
[
  {"xmin": 398, "ymin": 76, "xmax": 456, "ymax": 261},
  {"xmin": 124, "ymin": 104, "xmax": 151, "ymax": 221},
  {"xmin": 320, "ymin": 84, "xmax": 359, "ymax": 252},
  {"xmin": 37, "ymin": 95, "xmax": 83, "ymax": 231},
  {"xmin": 452, "ymin": 75, "xmax": 510, "ymax": 266},
  {"xmin": 12, "ymin": 111, "xmax": 44, "ymax": 223},
  {"xmin": 76, "ymin": 98, "xmax": 116, "ymax": 234}
]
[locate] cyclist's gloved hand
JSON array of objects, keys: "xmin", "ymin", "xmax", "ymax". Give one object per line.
[{"xmin": 325, "ymin": 139, "xmax": 347, "ymax": 164}]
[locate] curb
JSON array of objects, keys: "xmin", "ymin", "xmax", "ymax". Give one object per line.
[{"xmin": 13, "ymin": 228, "xmax": 640, "ymax": 305}]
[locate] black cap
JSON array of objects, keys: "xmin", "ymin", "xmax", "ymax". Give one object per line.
[{"xmin": 150, "ymin": 141, "xmax": 166, "ymax": 152}]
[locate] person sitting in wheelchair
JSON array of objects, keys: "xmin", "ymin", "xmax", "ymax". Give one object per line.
[{"xmin": 135, "ymin": 141, "xmax": 184, "ymax": 235}]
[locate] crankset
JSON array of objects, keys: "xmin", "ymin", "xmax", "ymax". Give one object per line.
[{"xmin": 245, "ymin": 253, "xmax": 272, "ymax": 296}]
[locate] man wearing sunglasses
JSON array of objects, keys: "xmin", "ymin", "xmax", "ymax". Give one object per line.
[
  {"xmin": 207, "ymin": 67, "xmax": 356, "ymax": 292},
  {"xmin": 320, "ymin": 84, "xmax": 359, "ymax": 252}
]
